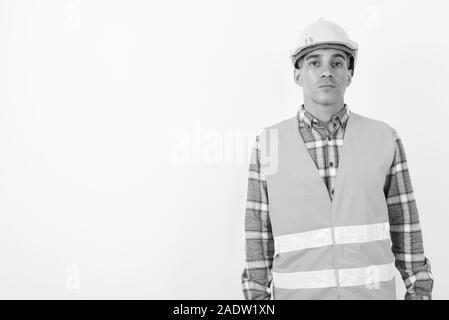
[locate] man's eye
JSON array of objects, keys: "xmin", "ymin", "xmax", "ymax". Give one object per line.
[
  {"xmin": 309, "ymin": 61, "xmax": 319, "ymax": 66},
  {"xmin": 334, "ymin": 61, "xmax": 343, "ymax": 67}
]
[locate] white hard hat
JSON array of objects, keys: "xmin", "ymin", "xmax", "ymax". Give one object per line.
[{"xmin": 290, "ymin": 17, "xmax": 359, "ymax": 74}]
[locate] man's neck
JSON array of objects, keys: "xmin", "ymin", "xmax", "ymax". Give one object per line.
[{"xmin": 303, "ymin": 99, "xmax": 345, "ymax": 124}]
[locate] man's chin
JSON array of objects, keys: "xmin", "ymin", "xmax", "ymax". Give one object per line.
[{"xmin": 313, "ymin": 95, "xmax": 341, "ymax": 106}]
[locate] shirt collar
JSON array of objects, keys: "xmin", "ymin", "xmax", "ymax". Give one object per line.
[{"xmin": 297, "ymin": 103, "xmax": 351, "ymax": 129}]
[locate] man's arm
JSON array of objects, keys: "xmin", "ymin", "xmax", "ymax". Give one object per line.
[
  {"xmin": 384, "ymin": 128, "xmax": 434, "ymax": 300},
  {"xmin": 241, "ymin": 135, "xmax": 274, "ymax": 300}
]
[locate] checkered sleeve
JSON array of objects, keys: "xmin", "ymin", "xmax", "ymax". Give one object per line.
[
  {"xmin": 384, "ymin": 128, "xmax": 434, "ymax": 300},
  {"xmin": 241, "ymin": 135, "xmax": 274, "ymax": 300}
]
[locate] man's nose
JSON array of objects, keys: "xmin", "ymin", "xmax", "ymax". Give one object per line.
[
  {"xmin": 320, "ymin": 65, "xmax": 333, "ymax": 78},
  {"xmin": 320, "ymin": 71, "xmax": 333, "ymax": 78}
]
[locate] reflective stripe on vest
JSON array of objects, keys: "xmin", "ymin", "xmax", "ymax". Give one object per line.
[
  {"xmin": 272, "ymin": 262, "xmax": 395, "ymax": 289},
  {"xmin": 274, "ymin": 222, "xmax": 390, "ymax": 254}
]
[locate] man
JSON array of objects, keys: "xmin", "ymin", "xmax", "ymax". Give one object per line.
[{"xmin": 241, "ymin": 17, "xmax": 433, "ymax": 300}]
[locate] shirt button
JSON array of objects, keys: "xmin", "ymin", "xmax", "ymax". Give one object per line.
[
  {"xmin": 329, "ymin": 161, "xmax": 334, "ymax": 167},
  {"xmin": 331, "ymin": 189, "xmax": 334, "ymax": 195},
  {"xmin": 327, "ymin": 136, "xmax": 332, "ymax": 141}
]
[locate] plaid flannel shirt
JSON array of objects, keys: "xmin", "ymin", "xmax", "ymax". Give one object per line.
[{"xmin": 241, "ymin": 104, "xmax": 434, "ymax": 300}]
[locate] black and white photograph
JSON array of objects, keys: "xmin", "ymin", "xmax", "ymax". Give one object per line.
[{"xmin": 0, "ymin": 0, "xmax": 446, "ymax": 304}]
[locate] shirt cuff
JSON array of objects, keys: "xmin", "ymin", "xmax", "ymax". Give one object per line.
[{"xmin": 405, "ymin": 294, "xmax": 432, "ymax": 300}]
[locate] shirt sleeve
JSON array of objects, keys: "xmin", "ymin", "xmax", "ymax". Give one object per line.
[
  {"xmin": 384, "ymin": 128, "xmax": 434, "ymax": 300},
  {"xmin": 241, "ymin": 135, "xmax": 274, "ymax": 300}
]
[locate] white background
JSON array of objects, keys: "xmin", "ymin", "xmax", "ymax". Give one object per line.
[{"xmin": 0, "ymin": 0, "xmax": 447, "ymax": 299}]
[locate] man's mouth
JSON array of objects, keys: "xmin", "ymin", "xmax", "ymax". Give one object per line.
[{"xmin": 318, "ymin": 83, "xmax": 336, "ymax": 88}]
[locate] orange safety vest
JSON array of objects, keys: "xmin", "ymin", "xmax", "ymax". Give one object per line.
[{"xmin": 258, "ymin": 111, "xmax": 397, "ymax": 299}]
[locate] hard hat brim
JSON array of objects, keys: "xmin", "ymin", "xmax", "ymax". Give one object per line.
[{"xmin": 290, "ymin": 42, "xmax": 357, "ymax": 62}]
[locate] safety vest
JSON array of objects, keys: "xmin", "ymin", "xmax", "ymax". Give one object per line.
[{"xmin": 258, "ymin": 111, "xmax": 397, "ymax": 299}]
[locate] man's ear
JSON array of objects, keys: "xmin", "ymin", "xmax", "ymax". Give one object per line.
[
  {"xmin": 294, "ymin": 68, "xmax": 302, "ymax": 87},
  {"xmin": 346, "ymin": 69, "xmax": 353, "ymax": 87}
]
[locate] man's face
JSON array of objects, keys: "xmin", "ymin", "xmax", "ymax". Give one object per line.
[{"xmin": 294, "ymin": 48, "xmax": 353, "ymax": 106}]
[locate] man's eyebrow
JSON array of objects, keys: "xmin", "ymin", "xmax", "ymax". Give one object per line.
[
  {"xmin": 332, "ymin": 53, "xmax": 347, "ymax": 60},
  {"xmin": 304, "ymin": 53, "xmax": 348, "ymax": 61},
  {"xmin": 305, "ymin": 54, "xmax": 320, "ymax": 61}
]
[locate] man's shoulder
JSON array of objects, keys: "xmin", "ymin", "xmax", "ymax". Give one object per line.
[
  {"xmin": 254, "ymin": 115, "xmax": 297, "ymax": 153},
  {"xmin": 352, "ymin": 111, "xmax": 392, "ymax": 128},
  {"xmin": 352, "ymin": 112, "xmax": 398, "ymax": 140}
]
